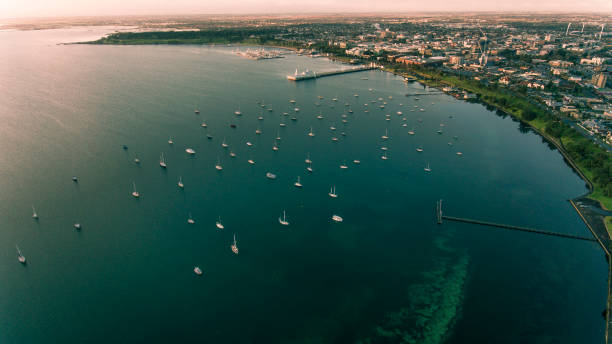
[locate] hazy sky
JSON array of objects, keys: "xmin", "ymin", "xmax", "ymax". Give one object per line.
[{"xmin": 2, "ymin": 0, "xmax": 611, "ymax": 19}]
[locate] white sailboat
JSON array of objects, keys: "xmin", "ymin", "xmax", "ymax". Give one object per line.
[
  {"xmin": 215, "ymin": 157, "xmax": 223, "ymax": 171},
  {"xmin": 381, "ymin": 129, "xmax": 389, "ymax": 140},
  {"xmin": 424, "ymin": 163, "xmax": 432, "ymax": 172},
  {"xmin": 305, "ymin": 153, "xmax": 312, "ymax": 164},
  {"xmin": 278, "ymin": 211, "xmax": 289, "ymax": 226},
  {"xmin": 294, "ymin": 176, "xmax": 302, "ymax": 187},
  {"xmin": 178, "ymin": 177, "xmax": 184, "ymax": 188},
  {"xmin": 381, "ymin": 151, "xmax": 388, "ymax": 160},
  {"xmin": 186, "ymin": 148, "xmax": 196, "ymax": 155},
  {"xmin": 216, "ymin": 217, "xmax": 224, "ymax": 230},
  {"xmin": 221, "ymin": 138, "xmax": 228, "ymax": 148},
  {"xmin": 340, "ymin": 160, "xmax": 348, "ymax": 169},
  {"xmin": 168, "ymin": 137, "xmax": 173, "ymax": 145},
  {"xmin": 194, "ymin": 266, "xmax": 203, "ymax": 275},
  {"xmin": 32, "ymin": 205, "xmax": 38, "ymax": 219},
  {"xmin": 132, "ymin": 182, "xmax": 140, "ymax": 198},
  {"xmin": 231, "ymin": 234, "xmax": 239, "ymax": 255},
  {"xmin": 16, "ymin": 245, "xmax": 26, "ymax": 264},
  {"xmin": 187, "ymin": 212, "xmax": 195, "ymax": 224},
  {"xmin": 308, "ymin": 127, "xmax": 315, "ymax": 137},
  {"xmin": 332, "ymin": 214, "xmax": 343, "ymax": 222},
  {"xmin": 306, "ymin": 162, "xmax": 313, "ymax": 172},
  {"xmin": 159, "ymin": 153, "xmax": 167, "ymax": 168},
  {"xmin": 329, "ymin": 186, "xmax": 338, "ymax": 198}
]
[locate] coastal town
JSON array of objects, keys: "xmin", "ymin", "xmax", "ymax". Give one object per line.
[{"xmin": 265, "ymin": 16, "xmax": 611, "ymax": 149}]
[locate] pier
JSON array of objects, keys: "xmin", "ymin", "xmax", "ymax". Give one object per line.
[
  {"xmin": 287, "ymin": 65, "xmax": 375, "ymax": 81},
  {"xmin": 405, "ymin": 91, "xmax": 445, "ymax": 96},
  {"xmin": 436, "ymin": 200, "xmax": 596, "ymax": 242}
]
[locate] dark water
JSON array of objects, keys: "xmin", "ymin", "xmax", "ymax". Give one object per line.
[{"xmin": 0, "ymin": 28, "xmax": 606, "ymax": 343}]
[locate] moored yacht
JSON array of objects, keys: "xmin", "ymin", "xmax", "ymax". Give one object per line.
[
  {"xmin": 216, "ymin": 217, "xmax": 224, "ymax": 230},
  {"xmin": 329, "ymin": 186, "xmax": 338, "ymax": 198},
  {"xmin": 294, "ymin": 176, "xmax": 302, "ymax": 187},
  {"xmin": 32, "ymin": 205, "xmax": 38, "ymax": 220},
  {"xmin": 332, "ymin": 215, "xmax": 343, "ymax": 222},
  {"xmin": 16, "ymin": 245, "xmax": 26, "ymax": 264},
  {"xmin": 131, "ymin": 182, "xmax": 140, "ymax": 198},
  {"xmin": 194, "ymin": 266, "xmax": 203, "ymax": 275},
  {"xmin": 278, "ymin": 211, "xmax": 289, "ymax": 226},
  {"xmin": 159, "ymin": 153, "xmax": 167, "ymax": 168},
  {"xmin": 231, "ymin": 234, "xmax": 239, "ymax": 254},
  {"xmin": 178, "ymin": 177, "xmax": 184, "ymax": 188},
  {"xmin": 187, "ymin": 213, "xmax": 195, "ymax": 224}
]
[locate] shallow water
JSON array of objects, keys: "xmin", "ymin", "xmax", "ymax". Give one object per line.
[{"xmin": 0, "ymin": 28, "xmax": 606, "ymax": 343}]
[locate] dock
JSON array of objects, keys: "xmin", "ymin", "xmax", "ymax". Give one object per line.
[
  {"xmin": 287, "ymin": 65, "xmax": 375, "ymax": 81},
  {"xmin": 436, "ymin": 200, "xmax": 596, "ymax": 242}
]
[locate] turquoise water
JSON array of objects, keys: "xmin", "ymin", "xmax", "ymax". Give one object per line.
[{"xmin": 0, "ymin": 28, "xmax": 606, "ymax": 343}]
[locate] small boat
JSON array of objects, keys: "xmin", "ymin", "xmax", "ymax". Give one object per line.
[
  {"xmin": 194, "ymin": 109, "xmax": 200, "ymax": 114},
  {"xmin": 408, "ymin": 129, "xmax": 415, "ymax": 135},
  {"xmin": 382, "ymin": 129, "xmax": 389, "ymax": 140},
  {"xmin": 186, "ymin": 148, "xmax": 196, "ymax": 155},
  {"xmin": 234, "ymin": 108, "xmax": 242, "ymax": 116},
  {"xmin": 159, "ymin": 153, "xmax": 167, "ymax": 168},
  {"xmin": 416, "ymin": 148, "xmax": 423, "ymax": 152},
  {"xmin": 397, "ymin": 111, "xmax": 402, "ymax": 115},
  {"xmin": 279, "ymin": 122, "xmax": 286, "ymax": 127},
  {"xmin": 230, "ymin": 124, "xmax": 237, "ymax": 128},
  {"xmin": 456, "ymin": 152, "xmax": 463, "ymax": 156},
  {"xmin": 294, "ymin": 107, "xmax": 300, "ymax": 112},
  {"xmin": 247, "ymin": 159, "xmax": 255, "ymax": 165},
  {"xmin": 215, "ymin": 158, "xmax": 223, "ymax": 171},
  {"xmin": 424, "ymin": 163, "xmax": 432, "ymax": 172},
  {"xmin": 168, "ymin": 137, "xmax": 173, "ymax": 145},
  {"xmin": 381, "ymin": 152, "xmax": 388, "ymax": 160},
  {"xmin": 221, "ymin": 139, "xmax": 228, "ymax": 148},
  {"xmin": 207, "ymin": 134, "xmax": 213, "ymax": 139},
  {"xmin": 16, "ymin": 245, "xmax": 26, "ymax": 264},
  {"xmin": 74, "ymin": 223, "xmax": 81, "ymax": 230},
  {"xmin": 289, "ymin": 99, "xmax": 296, "ymax": 104},
  {"xmin": 316, "ymin": 111, "xmax": 324, "ymax": 119},
  {"xmin": 308, "ymin": 127, "xmax": 315, "ymax": 137},
  {"xmin": 402, "ymin": 123, "xmax": 408, "ymax": 127},
  {"xmin": 255, "ymin": 128, "xmax": 262, "ymax": 135},
  {"xmin": 229, "ymin": 152, "xmax": 236, "ymax": 158},
  {"xmin": 201, "ymin": 122, "xmax": 207, "ymax": 128},
  {"xmin": 72, "ymin": 176, "xmax": 78, "ymax": 182},
  {"xmin": 132, "ymin": 182, "xmax": 140, "ymax": 198},
  {"xmin": 332, "ymin": 215, "xmax": 343, "ymax": 222},
  {"xmin": 353, "ymin": 160, "xmax": 360, "ymax": 164},
  {"xmin": 291, "ymin": 117, "xmax": 297, "ymax": 121},
  {"xmin": 294, "ymin": 176, "xmax": 302, "ymax": 187},
  {"xmin": 275, "ymin": 132, "xmax": 281, "ymax": 140},
  {"xmin": 354, "ymin": 94, "xmax": 359, "ymax": 97},
  {"xmin": 194, "ymin": 266, "xmax": 203, "ymax": 275},
  {"xmin": 178, "ymin": 177, "xmax": 184, "ymax": 188},
  {"xmin": 133, "ymin": 157, "xmax": 140, "ymax": 164},
  {"xmin": 381, "ymin": 147, "xmax": 388, "ymax": 151},
  {"xmin": 436, "ymin": 129, "xmax": 443, "ymax": 134},
  {"xmin": 272, "ymin": 143, "xmax": 279, "ymax": 151},
  {"xmin": 329, "ymin": 186, "xmax": 338, "ymax": 198},
  {"xmin": 306, "ymin": 163, "xmax": 313, "ymax": 173},
  {"xmin": 258, "ymin": 116, "xmax": 264, "ymax": 120},
  {"xmin": 305, "ymin": 153, "xmax": 312, "ymax": 164},
  {"xmin": 231, "ymin": 234, "xmax": 239, "ymax": 255},
  {"xmin": 187, "ymin": 213, "xmax": 195, "ymax": 224},
  {"xmin": 246, "ymin": 141, "xmax": 253, "ymax": 146},
  {"xmin": 278, "ymin": 211, "xmax": 289, "ymax": 226},
  {"xmin": 32, "ymin": 205, "xmax": 38, "ymax": 219},
  {"xmin": 330, "ymin": 124, "xmax": 336, "ymax": 131},
  {"xmin": 122, "ymin": 145, "xmax": 128, "ymax": 150},
  {"xmin": 266, "ymin": 172, "xmax": 277, "ymax": 180},
  {"xmin": 340, "ymin": 161, "xmax": 348, "ymax": 169},
  {"xmin": 216, "ymin": 217, "xmax": 224, "ymax": 230}
]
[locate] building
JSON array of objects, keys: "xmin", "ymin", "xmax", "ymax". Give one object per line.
[{"xmin": 592, "ymin": 73, "xmax": 608, "ymax": 89}]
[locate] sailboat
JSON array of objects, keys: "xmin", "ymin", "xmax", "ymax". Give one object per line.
[
  {"xmin": 330, "ymin": 123, "xmax": 336, "ymax": 131},
  {"xmin": 187, "ymin": 213, "xmax": 195, "ymax": 224},
  {"xmin": 381, "ymin": 129, "xmax": 389, "ymax": 140},
  {"xmin": 234, "ymin": 106, "xmax": 242, "ymax": 116},
  {"xmin": 424, "ymin": 163, "xmax": 432, "ymax": 172},
  {"xmin": 306, "ymin": 162, "xmax": 313, "ymax": 172},
  {"xmin": 221, "ymin": 138, "xmax": 228, "ymax": 148},
  {"xmin": 168, "ymin": 137, "xmax": 173, "ymax": 145},
  {"xmin": 305, "ymin": 153, "xmax": 312, "ymax": 164},
  {"xmin": 216, "ymin": 217, "xmax": 224, "ymax": 230},
  {"xmin": 329, "ymin": 186, "xmax": 338, "ymax": 198},
  {"xmin": 340, "ymin": 160, "xmax": 348, "ymax": 169},
  {"xmin": 159, "ymin": 153, "xmax": 167, "ymax": 168},
  {"xmin": 178, "ymin": 177, "xmax": 184, "ymax": 188},
  {"xmin": 16, "ymin": 245, "xmax": 26, "ymax": 264},
  {"xmin": 231, "ymin": 234, "xmax": 239, "ymax": 255},
  {"xmin": 316, "ymin": 111, "xmax": 324, "ymax": 119},
  {"xmin": 230, "ymin": 151, "xmax": 236, "ymax": 158},
  {"xmin": 408, "ymin": 128, "xmax": 415, "ymax": 135},
  {"xmin": 185, "ymin": 148, "xmax": 196, "ymax": 155},
  {"xmin": 278, "ymin": 211, "xmax": 289, "ymax": 226},
  {"xmin": 201, "ymin": 121, "xmax": 207, "ymax": 128},
  {"xmin": 215, "ymin": 157, "xmax": 223, "ymax": 171},
  {"xmin": 308, "ymin": 127, "xmax": 315, "ymax": 137},
  {"xmin": 272, "ymin": 142, "xmax": 279, "ymax": 151},
  {"xmin": 276, "ymin": 131, "xmax": 281, "ymax": 141},
  {"xmin": 332, "ymin": 214, "xmax": 343, "ymax": 222},
  {"xmin": 416, "ymin": 147, "xmax": 423, "ymax": 152},
  {"xmin": 381, "ymin": 151, "xmax": 388, "ymax": 160},
  {"xmin": 32, "ymin": 205, "xmax": 38, "ymax": 219},
  {"xmin": 294, "ymin": 176, "xmax": 302, "ymax": 187},
  {"xmin": 194, "ymin": 266, "xmax": 203, "ymax": 275},
  {"xmin": 248, "ymin": 155, "xmax": 255, "ymax": 165},
  {"xmin": 255, "ymin": 127, "xmax": 262, "ymax": 135},
  {"xmin": 132, "ymin": 182, "xmax": 140, "ymax": 198}
]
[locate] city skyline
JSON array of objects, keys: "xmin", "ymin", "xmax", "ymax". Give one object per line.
[{"xmin": 2, "ymin": 0, "xmax": 612, "ymax": 19}]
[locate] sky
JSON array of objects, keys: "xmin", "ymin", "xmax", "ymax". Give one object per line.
[{"xmin": 1, "ymin": 0, "xmax": 611, "ymax": 19}]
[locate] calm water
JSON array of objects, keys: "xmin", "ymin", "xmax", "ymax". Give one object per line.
[{"xmin": 0, "ymin": 28, "xmax": 607, "ymax": 343}]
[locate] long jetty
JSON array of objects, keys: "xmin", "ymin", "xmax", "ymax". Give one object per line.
[
  {"xmin": 287, "ymin": 65, "xmax": 375, "ymax": 81},
  {"xmin": 436, "ymin": 200, "xmax": 596, "ymax": 242}
]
